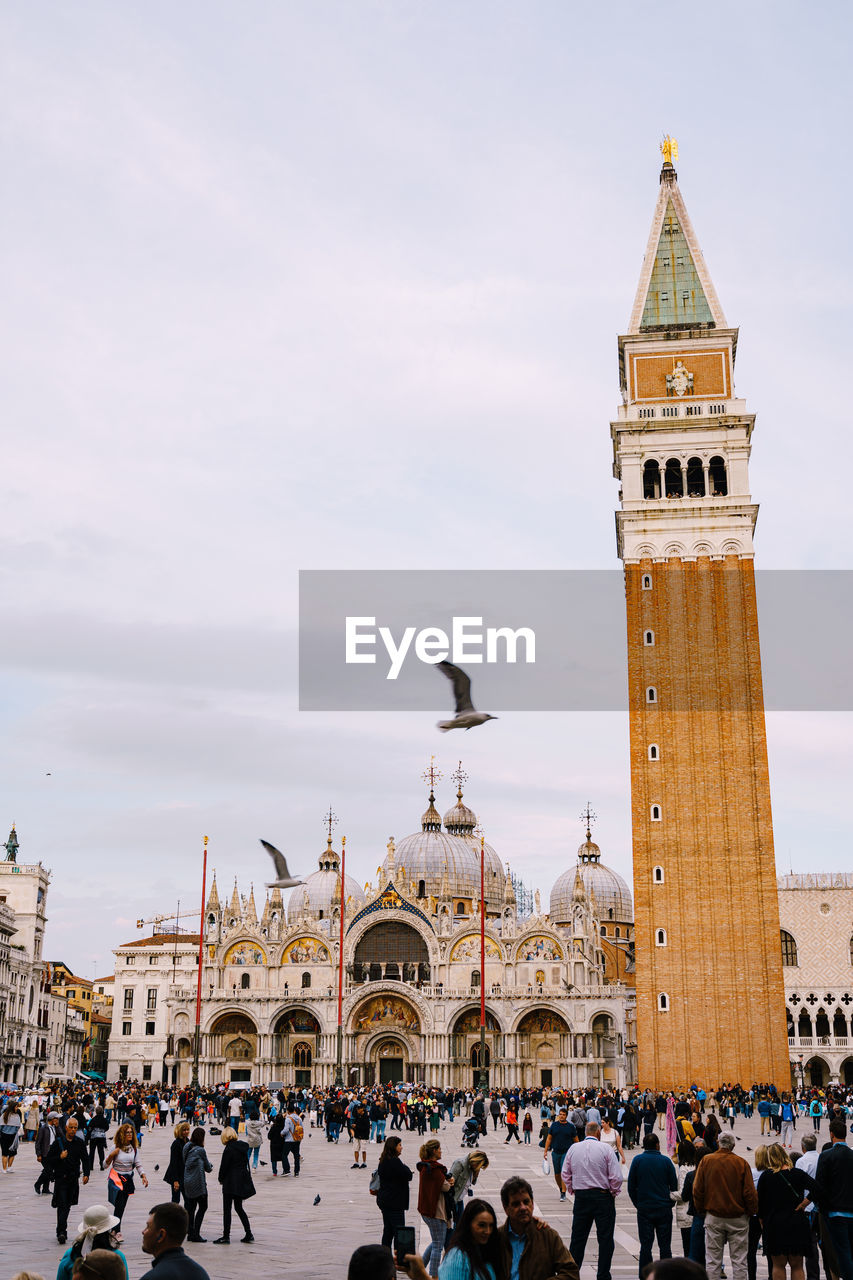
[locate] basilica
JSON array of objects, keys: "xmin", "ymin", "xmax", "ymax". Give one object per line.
[{"xmin": 107, "ymin": 780, "xmax": 636, "ymax": 1090}]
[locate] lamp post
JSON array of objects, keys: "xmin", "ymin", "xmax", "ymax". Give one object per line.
[
  {"xmin": 191, "ymin": 836, "xmax": 208, "ymax": 1093},
  {"xmin": 335, "ymin": 834, "xmax": 346, "ymax": 1089},
  {"xmin": 478, "ymin": 830, "xmax": 488, "ymax": 1093}
]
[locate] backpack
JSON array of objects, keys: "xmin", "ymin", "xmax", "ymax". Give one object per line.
[
  {"xmin": 369, "ymin": 1167, "xmax": 380, "ymax": 1195},
  {"xmin": 292, "ymin": 1119, "xmax": 304, "ymax": 1142}
]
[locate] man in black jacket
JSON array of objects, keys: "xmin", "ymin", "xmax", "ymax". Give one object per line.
[
  {"xmin": 815, "ymin": 1119, "xmax": 853, "ymax": 1280},
  {"xmin": 141, "ymin": 1203, "xmax": 210, "ymax": 1280},
  {"xmin": 43, "ymin": 1116, "xmax": 90, "ymax": 1243}
]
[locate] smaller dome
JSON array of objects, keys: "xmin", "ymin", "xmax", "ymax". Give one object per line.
[
  {"xmin": 443, "ymin": 788, "xmax": 476, "ymax": 835},
  {"xmin": 578, "ymin": 836, "xmax": 602, "ymax": 863},
  {"xmin": 550, "ymin": 823, "xmax": 633, "ymax": 925},
  {"xmin": 285, "ymin": 837, "xmax": 366, "ymax": 924}
]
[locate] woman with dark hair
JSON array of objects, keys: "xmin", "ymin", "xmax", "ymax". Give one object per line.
[
  {"xmin": 376, "ymin": 1135, "xmax": 413, "ymax": 1250},
  {"xmin": 268, "ymin": 1113, "xmax": 286, "ymax": 1176},
  {"xmin": 703, "ymin": 1112, "xmax": 721, "ymax": 1153},
  {"xmin": 0, "ymin": 1096, "xmax": 24, "ymax": 1170},
  {"xmin": 182, "ymin": 1127, "xmax": 213, "ymax": 1242},
  {"xmin": 673, "ymin": 1141, "xmax": 702, "ymax": 1256},
  {"xmin": 440, "ymin": 1198, "xmax": 505, "ymax": 1280}
]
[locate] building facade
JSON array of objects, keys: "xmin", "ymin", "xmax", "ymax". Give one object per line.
[
  {"xmin": 0, "ymin": 828, "xmax": 52, "ymax": 1084},
  {"xmin": 108, "ymin": 786, "xmax": 636, "ymax": 1089},
  {"xmin": 611, "ymin": 147, "xmax": 790, "ymax": 1087}
]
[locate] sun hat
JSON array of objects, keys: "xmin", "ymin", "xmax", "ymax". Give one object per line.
[{"xmin": 75, "ymin": 1205, "xmax": 120, "ymax": 1241}]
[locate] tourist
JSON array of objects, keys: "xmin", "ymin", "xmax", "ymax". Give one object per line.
[
  {"xmin": 505, "ymin": 1104, "xmax": 521, "ymax": 1145},
  {"xmin": 522, "ymin": 1111, "xmax": 533, "ymax": 1144},
  {"xmin": 352, "ymin": 1102, "xmax": 370, "ymax": 1170},
  {"xmin": 756, "ymin": 1143, "xmax": 817, "ymax": 1280},
  {"xmin": 779, "ymin": 1097, "xmax": 796, "ymax": 1150},
  {"xmin": 43, "ymin": 1117, "xmax": 91, "ymax": 1245},
  {"xmin": 163, "ymin": 1122, "xmax": 190, "ymax": 1203},
  {"xmin": 808, "ymin": 1099, "xmax": 823, "ymax": 1135},
  {"xmin": 282, "ymin": 1103, "xmax": 302, "ymax": 1176},
  {"xmin": 793, "ymin": 1135, "xmax": 821, "ymax": 1280},
  {"xmin": 440, "ymin": 1197, "xmax": 505, "ymax": 1280},
  {"xmin": 561, "ymin": 1122, "xmax": 623, "ymax": 1280},
  {"xmin": 447, "ymin": 1151, "xmax": 489, "ymax": 1230},
  {"xmin": 417, "ymin": 1139, "xmax": 452, "ymax": 1278},
  {"xmin": 56, "ymin": 1204, "xmax": 128, "ymax": 1280},
  {"xmin": 1, "ymin": 1094, "xmax": 24, "ymax": 1171},
  {"xmin": 600, "ymin": 1115, "xmax": 627, "ymax": 1169},
  {"xmin": 85, "ymin": 1109, "xmax": 110, "ymax": 1172},
  {"xmin": 375, "ymin": 1135, "xmax": 413, "ymax": 1250},
  {"xmin": 673, "ymin": 1141, "xmax": 702, "ymax": 1258},
  {"xmin": 497, "ymin": 1175, "xmax": 579, "ymax": 1280},
  {"xmin": 244, "ymin": 1112, "xmax": 264, "ymax": 1170},
  {"xmin": 104, "ymin": 1123, "xmax": 148, "ymax": 1224},
  {"xmin": 213, "ymin": 1126, "xmax": 255, "ymax": 1244},
  {"xmin": 347, "ymin": 1244, "xmax": 396, "ymax": 1280},
  {"xmin": 815, "ymin": 1118, "xmax": 853, "ymax": 1280},
  {"xmin": 35, "ymin": 1111, "xmax": 62, "ymax": 1195},
  {"xmin": 544, "ymin": 1107, "xmax": 578, "ymax": 1201},
  {"xmin": 268, "ymin": 1113, "xmax": 286, "ymax": 1175},
  {"xmin": 140, "ymin": 1203, "xmax": 211, "ymax": 1280},
  {"xmin": 182, "ymin": 1128, "xmax": 213, "ymax": 1243},
  {"xmin": 691, "ymin": 1131, "xmax": 757, "ymax": 1280},
  {"xmin": 628, "ymin": 1132, "xmax": 677, "ymax": 1277}
]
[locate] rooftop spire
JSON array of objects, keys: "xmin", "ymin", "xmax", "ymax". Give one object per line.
[{"xmin": 628, "ymin": 140, "xmax": 727, "ymax": 334}]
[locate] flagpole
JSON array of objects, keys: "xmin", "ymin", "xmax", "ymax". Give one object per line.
[
  {"xmin": 191, "ymin": 836, "xmax": 208, "ymax": 1092},
  {"xmin": 478, "ymin": 831, "xmax": 488, "ymax": 1092},
  {"xmin": 335, "ymin": 835, "xmax": 346, "ymax": 1088}
]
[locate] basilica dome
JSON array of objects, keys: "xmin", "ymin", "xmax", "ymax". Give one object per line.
[
  {"xmin": 550, "ymin": 831, "xmax": 633, "ymax": 926},
  {"xmin": 386, "ymin": 789, "xmax": 505, "ymax": 912},
  {"xmin": 286, "ymin": 837, "xmax": 366, "ymax": 925}
]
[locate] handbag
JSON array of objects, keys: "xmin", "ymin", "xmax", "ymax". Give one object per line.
[
  {"xmin": 369, "ymin": 1168, "xmax": 380, "ymax": 1195},
  {"xmin": 542, "ymin": 1156, "xmax": 550, "ymax": 1176}
]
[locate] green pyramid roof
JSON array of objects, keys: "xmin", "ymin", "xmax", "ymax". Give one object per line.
[{"xmin": 640, "ymin": 198, "xmax": 714, "ymax": 329}]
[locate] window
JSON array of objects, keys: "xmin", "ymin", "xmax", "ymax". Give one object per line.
[
  {"xmin": 658, "ymin": 993, "xmax": 669, "ymax": 1011},
  {"xmin": 665, "ymin": 458, "xmax": 684, "ymax": 497},
  {"xmin": 123, "ymin": 989, "xmax": 133, "ymax": 1011},
  {"xmin": 653, "ymin": 866, "xmax": 664, "ymax": 883},
  {"xmin": 639, "ymin": 407, "xmax": 656, "ymax": 419},
  {"xmin": 301, "ymin": 971, "xmax": 311, "ymax": 989},
  {"xmin": 781, "ymin": 930, "xmax": 798, "ymax": 966},
  {"xmin": 646, "ymin": 687, "xmax": 657, "ymax": 703},
  {"xmin": 208, "ymin": 914, "xmax": 216, "ymax": 927},
  {"xmin": 146, "ymin": 988, "xmax": 157, "ymax": 1011},
  {"xmin": 471, "ymin": 969, "xmax": 481, "ymax": 988},
  {"xmin": 709, "ymin": 403, "xmax": 726, "ymax": 414},
  {"xmin": 662, "ymin": 406, "xmax": 679, "ymax": 418},
  {"xmin": 417, "ymin": 880, "xmax": 426, "ymax": 899},
  {"xmin": 122, "ymin": 1022, "xmax": 131, "ymax": 1036},
  {"xmin": 648, "ymin": 744, "xmax": 659, "ymax": 761},
  {"xmin": 643, "ymin": 460, "xmax": 662, "ymax": 499},
  {"xmin": 145, "ymin": 1021, "xmax": 155, "ymax": 1036},
  {"xmin": 642, "ymin": 574, "xmax": 652, "ymax": 590},
  {"xmin": 686, "ymin": 457, "xmax": 705, "ymax": 496},
  {"xmin": 126, "ymin": 956, "xmax": 136, "ymax": 966},
  {"xmin": 600, "ymin": 925, "xmax": 607, "ymax": 937},
  {"xmin": 656, "ymin": 929, "xmax": 667, "ymax": 946},
  {"xmin": 615, "ymin": 927, "xmax": 621, "ymax": 939},
  {"xmin": 455, "ymin": 903, "xmax": 465, "ymax": 915},
  {"xmin": 149, "ymin": 955, "xmax": 158, "ymax": 965},
  {"xmin": 644, "ymin": 630, "xmax": 655, "ymax": 646},
  {"xmin": 142, "ymin": 1064, "xmax": 152, "ymax": 1081},
  {"xmin": 241, "ymin": 973, "xmax": 250, "ymax": 990},
  {"xmin": 119, "ymin": 1064, "xmax": 128, "ymax": 1080},
  {"xmin": 651, "ymin": 805, "xmax": 662, "ymax": 821},
  {"xmin": 709, "ymin": 456, "xmax": 728, "ymax": 496}
]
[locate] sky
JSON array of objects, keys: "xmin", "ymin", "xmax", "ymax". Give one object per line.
[{"xmin": 2, "ymin": 1, "xmax": 852, "ymax": 977}]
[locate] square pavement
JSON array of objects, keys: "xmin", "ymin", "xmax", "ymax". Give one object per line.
[{"xmin": 0, "ymin": 1108, "xmax": 788, "ymax": 1279}]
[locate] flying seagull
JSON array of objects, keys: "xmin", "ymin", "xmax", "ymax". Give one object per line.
[
  {"xmin": 436, "ymin": 661, "xmax": 498, "ymax": 732},
  {"xmin": 260, "ymin": 839, "xmax": 305, "ymax": 890}
]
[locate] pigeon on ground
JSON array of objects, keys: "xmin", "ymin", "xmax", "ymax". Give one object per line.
[
  {"xmin": 313, "ymin": 1195, "xmax": 321, "ymax": 1205},
  {"xmin": 436, "ymin": 662, "xmax": 498, "ymax": 733},
  {"xmin": 260, "ymin": 839, "xmax": 305, "ymax": 890},
  {"xmin": 154, "ymin": 1165, "xmax": 159, "ymax": 1171}
]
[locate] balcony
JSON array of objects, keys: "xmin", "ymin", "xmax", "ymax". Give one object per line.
[{"xmin": 788, "ymin": 1036, "xmax": 851, "ymax": 1054}]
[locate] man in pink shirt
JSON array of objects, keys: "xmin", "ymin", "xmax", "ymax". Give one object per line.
[{"xmin": 562, "ymin": 1122, "xmax": 623, "ymax": 1280}]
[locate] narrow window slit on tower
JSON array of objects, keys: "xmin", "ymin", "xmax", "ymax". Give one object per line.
[
  {"xmin": 653, "ymin": 866, "xmax": 664, "ymax": 882},
  {"xmin": 646, "ymin": 687, "xmax": 657, "ymax": 703},
  {"xmin": 651, "ymin": 804, "xmax": 661, "ymax": 821},
  {"xmin": 644, "ymin": 631, "xmax": 655, "ymax": 645},
  {"xmin": 648, "ymin": 744, "xmax": 659, "ymax": 760},
  {"xmin": 656, "ymin": 929, "xmax": 667, "ymax": 946},
  {"xmin": 642, "ymin": 574, "xmax": 652, "ymax": 590}
]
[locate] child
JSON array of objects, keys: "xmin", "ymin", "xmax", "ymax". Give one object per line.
[
  {"xmin": 538, "ymin": 1118, "xmax": 550, "ymax": 1148},
  {"xmin": 522, "ymin": 1111, "xmax": 533, "ymax": 1144}
]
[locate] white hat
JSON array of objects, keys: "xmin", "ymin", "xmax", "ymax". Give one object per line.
[{"xmin": 75, "ymin": 1204, "xmax": 120, "ymax": 1241}]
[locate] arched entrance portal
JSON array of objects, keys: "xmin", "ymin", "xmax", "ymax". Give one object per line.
[
  {"xmin": 806, "ymin": 1056, "xmax": 829, "ymax": 1087},
  {"xmin": 210, "ymin": 1013, "xmax": 258, "ymax": 1087},
  {"xmin": 375, "ymin": 1038, "xmax": 407, "ymax": 1085},
  {"xmin": 471, "ymin": 1041, "xmax": 490, "ymax": 1089},
  {"xmin": 273, "ymin": 1010, "xmax": 320, "ymax": 1086},
  {"xmin": 842, "ymin": 1058, "xmax": 853, "ymax": 1086}
]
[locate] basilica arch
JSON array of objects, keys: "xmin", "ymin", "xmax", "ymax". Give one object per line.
[
  {"xmin": 348, "ymin": 912, "xmax": 436, "ymax": 986},
  {"xmin": 207, "ymin": 1011, "xmax": 259, "ymax": 1086},
  {"xmin": 272, "ymin": 1008, "xmax": 322, "ymax": 1086},
  {"xmin": 513, "ymin": 1008, "xmax": 571, "ymax": 1090}
]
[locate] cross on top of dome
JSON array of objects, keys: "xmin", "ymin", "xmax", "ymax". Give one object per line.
[{"xmin": 578, "ymin": 802, "xmax": 601, "ymax": 863}]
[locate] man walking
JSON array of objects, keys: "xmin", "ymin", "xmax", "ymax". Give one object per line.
[
  {"xmin": 692, "ymin": 1131, "xmax": 757, "ymax": 1280},
  {"xmin": 627, "ymin": 1133, "xmax": 677, "ymax": 1277},
  {"xmin": 34, "ymin": 1110, "xmax": 62, "ymax": 1195},
  {"xmin": 815, "ymin": 1118, "xmax": 853, "ymax": 1280},
  {"xmin": 544, "ymin": 1107, "xmax": 577, "ymax": 1201},
  {"xmin": 561, "ymin": 1122, "xmax": 623, "ymax": 1280},
  {"xmin": 282, "ymin": 1103, "xmax": 302, "ymax": 1176},
  {"xmin": 42, "ymin": 1116, "xmax": 90, "ymax": 1244}
]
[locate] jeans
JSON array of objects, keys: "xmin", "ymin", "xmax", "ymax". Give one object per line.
[
  {"xmin": 569, "ymin": 1189, "xmax": 616, "ymax": 1280},
  {"xmin": 524, "ymin": 1131, "xmax": 531, "ymax": 1143},
  {"xmin": 327, "ymin": 1121, "xmax": 340, "ymax": 1142},
  {"xmin": 381, "ymin": 1208, "xmax": 404, "ymax": 1250},
  {"xmin": 282, "ymin": 1140, "xmax": 301, "ymax": 1174},
  {"xmin": 370, "ymin": 1121, "xmax": 381, "ymax": 1142},
  {"xmin": 421, "ymin": 1216, "xmax": 448, "ymax": 1278},
  {"xmin": 705, "ymin": 1212, "xmax": 749, "ymax": 1280},
  {"xmin": 637, "ymin": 1209, "xmax": 673, "ymax": 1277},
  {"xmin": 826, "ymin": 1216, "xmax": 853, "ymax": 1280},
  {"xmin": 688, "ymin": 1213, "xmax": 705, "ymax": 1266},
  {"xmin": 250, "ymin": 1146, "xmax": 259, "ymax": 1168}
]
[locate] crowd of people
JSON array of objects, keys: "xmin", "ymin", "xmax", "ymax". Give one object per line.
[{"xmin": 3, "ymin": 1077, "xmax": 853, "ymax": 1280}]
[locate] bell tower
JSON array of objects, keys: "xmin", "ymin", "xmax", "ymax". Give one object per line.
[{"xmin": 611, "ymin": 141, "xmax": 790, "ymax": 1088}]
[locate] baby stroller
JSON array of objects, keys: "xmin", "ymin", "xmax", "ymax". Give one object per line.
[{"xmin": 462, "ymin": 1116, "xmax": 481, "ymax": 1148}]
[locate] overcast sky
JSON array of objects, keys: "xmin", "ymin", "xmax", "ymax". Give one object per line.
[{"xmin": 3, "ymin": 2, "xmax": 851, "ymax": 977}]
